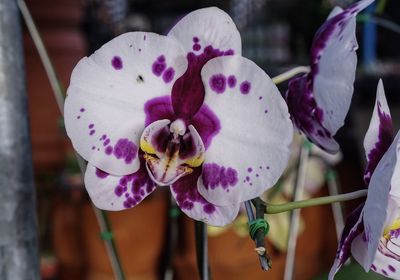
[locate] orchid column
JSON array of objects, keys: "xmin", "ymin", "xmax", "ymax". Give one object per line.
[{"xmin": 0, "ymin": 0, "xmax": 39, "ymax": 279}]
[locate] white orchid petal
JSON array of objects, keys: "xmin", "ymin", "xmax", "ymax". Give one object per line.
[
  {"xmin": 64, "ymin": 32, "xmax": 187, "ymax": 175},
  {"xmin": 84, "ymin": 162, "xmax": 156, "ymax": 210},
  {"xmin": 313, "ymin": 0, "xmax": 374, "ymax": 135},
  {"xmin": 167, "ymin": 7, "xmax": 241, "ymax": 56},
  {"xmin": 363, "ymin": 132, "xmax": 400, "ymax": 270},
  {"xmin": 363, "ymin": 80, "xmax": 393, "ymax": 184},
  {"xmin": 196, "ymin": 55, "xmax": 293, "ymax": 206}
]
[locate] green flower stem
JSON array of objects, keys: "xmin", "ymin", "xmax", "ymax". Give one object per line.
[
  {"xmin": 271, "ymin": 66, "xmax": 310, "ymax": 85},
  {"xmin": 263, "ymin": 189, "xmax": 368, "ymax": 214},
  {"xmin": 18, "ymin": 1, "xmax": 126, "ymax": 279}
]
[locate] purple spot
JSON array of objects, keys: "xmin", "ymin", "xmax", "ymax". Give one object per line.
[
  {"xmin": 264, "ymin": 109, "xmax": 268, "ymax": 114},
  {"xmin": 105, "ymin": 146, "xmax": 113, "ymax": 155},
  {"xmin": 88, "ymin": 124, "xmax": 94, "ymax": 129},
  {"xmin": 224, "ymin": 49, "xmax": 234, "ymax": 55},
  {"xmin": 114, "ymin": 186, "xmax": 124, "ymax": 197},
  {"xmin": 193, "ymin": 44, "xmax": 201, "ymax": 51},
  {"xmin": 209, "ymin": 74, "xmax": 226, "ymax": 94},
  {"xmin": 382, "ymin": 269, "xmax": 388, "ymax": 276},
  {"xmin": 152, "ymin": 56, "xmax": 166, "ymax": 76},
  {"xmin": 227, "ymin": 75, "xmax": 237, "ymax": 88},
  {"xmin": 89, "ymin": 130, "xmax": 95, "ymax": 135},
  {"xmin": 248, "ymin": 168, "xmax": 253, "ymax": 173},
  {"xmin": 103, "ymin": 139, "xmax": 110, "ymax": 146},
  {"xmin": 80, "ymin": 108, "xmax": 85, "ymax": 112},
  {"xmin": 100, "ymin": 134, "xmax": 106, "ymax": 140},
  {"xmin": 203, "ymin": 204, "xmax": 215, "ymax": 214},
  {"xmin": 256, "ymin": 174, "xmax": 259, "ymax": 177},
  {"xmin": 162, "ymin": 67, "xmax": 175, "ymax": 83},
  {"xmin": 193, "ymin": 37, "xmax": 199, "ymax": 43},
  {"xmin": 77, "ymin": 116, "xmax": 81, "ymax": 119},
  {"xmin": 96, "ymin": 168, "xmax": 109, "ymax": 179},
  {"xmin": 371, "ymin": 264, "xmax": 377, "ymax": 271},
  {"xmin": 111, "ymin": 56, "xmax": 123, "ymax": 70},
  {"xmin": 157, "ymin": 55, "xmax": 165, "ymax": 62},
  {"xmin": 143, "ymin": 35, "xmax": 146, "ymax": 40},
  {"xmin": 92, "ymin": 146, "xmax": 95, "ymax": 150},
  {"xmin": 113, "ymin": 138, "xmax": 138, "ymax": 164},
  {"xmin": 388, "ymin": 265, "xmax": 396, "ymax": 272},
  {"xmin": 202, "ymin": 163, "xmax": 238, "ymax": 190},
  {"xmin": 240, "ymin": 81, "xmax": 251, "ymax": 94},
  {"xmin": 266, "ymin": 166, "xmax": 270, "ymax": 170},
  {"xmin": 139, "ymin": 48, "xmax": 141, "ymax": 52},
  {"xmin": 245, "ymin": 176, "xmax": 250, "ymax": 182}
]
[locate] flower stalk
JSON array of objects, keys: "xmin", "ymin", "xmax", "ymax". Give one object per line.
[
  {"xmin": 264, "ymin": 189, "xmax": 367, "ymax": 214},
  {"xmin": 194, "ymin": 221, "xmax": 210, "ymax": 280}
]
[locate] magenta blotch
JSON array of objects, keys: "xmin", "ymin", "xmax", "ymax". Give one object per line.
[
  {"xmin": 113, "ymin": 138, "xmax": 138, "ymax": 164},
  {"xmin": 202, "ymin": 163, "xmax": 238, "ymax": 190},
  {"xmin": 227, "ymin": 75, "xmax": 236, "ymax": 88},
  {"xmin": 111, "ymin": 56, "xmax": 123, "ymax": 70},
  {"xmin": 80, "ymin": 108, "xmax": 85, "ymax": 112},
  {"xmin": 89, "ymin": 130, "xmax": 95, "ymax": 135},
  {"xmin": 209, "ymin": 74, "xmax": 226, "ymax": 94},
  {"xmin": 193, "ymin": 37, "xmax": 199, "ymax": 43},
  {"xmin": 240, "ymin": 81, "xmax": 251, "ymax": 94}
]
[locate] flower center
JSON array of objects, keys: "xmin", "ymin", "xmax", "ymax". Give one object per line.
[
  {"xmin": 140, "ymin": 119, "xmax": 205, "ymax": 186},
  {"xmin": 379, "ymin": 219, "xmax": 400, "ymax": 259}
]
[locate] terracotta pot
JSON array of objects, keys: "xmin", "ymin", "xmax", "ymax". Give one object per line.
[{"xmin": 53, "ymin": 190, "xmax": 168, "ymax": 280}]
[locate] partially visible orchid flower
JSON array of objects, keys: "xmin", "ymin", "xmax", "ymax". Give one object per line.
[
  {"xmin": 64, "ymin": 8, "xmax": 293, "ymax": 226},
  {"xmin": 285, "ymin": 0, "xmax": 374, "ymax": 154},
  {"xmin": 329, "ymin": 80, "xmax": 400, "ymax": 279}
]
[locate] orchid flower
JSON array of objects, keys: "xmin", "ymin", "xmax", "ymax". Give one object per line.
[
  {"xmin": 64, "ymin": 7, "xmax": 293, "ymax": 226},
  {"xmin": 285, "ymin": 0, "xmax": 374, "ymax": 154},
  {"xmin": 329, "ymin": 80, "xmax": 400, "ymax": 279}
]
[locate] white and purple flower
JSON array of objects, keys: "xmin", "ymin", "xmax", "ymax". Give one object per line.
[
  {"xmin": 329, "ymin": 80, "xmax": 400, "ymax": 279},
  {"xmin": 285, "ymin": 0, "xmax": 374, "ymax": 154},
  {"xmin": 64, "ymin": 8, "xmax": 293, "ymax": 226}
]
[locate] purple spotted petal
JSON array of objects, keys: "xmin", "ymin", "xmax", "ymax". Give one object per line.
[
  {"xmin": 84, "ymin": 155, "xmax": 157, "ymax": 210},
  {"xmin": 362, "ymin": 132, "xmax": 400, "ymax": 271},
  {"xmin": 329, "ymin": 203, "xmax": 364, "ymax": 279},
  {"xmin": 286, "ymin": 0, "xmax": 374, "ymax": 154},
  {"xmin": 312, "ymin": 0, "xmax": 374, "ymax": 136},
  {"xmin": 285, "ymin": 74, "xmax": 339, "ymax": 153},
  {"xmin": 171, "ymin": 168, "xmax": 240, "ymax": 226},
  {"xmin": 363, "ymin": 80, "xmax": 393, "ymax": 185},
  {"xmin": 197, "ymin": 55, "xmax": 293, "ymax": 206},
  {"xmin": 167, "ymin": 7, "xmax": 240, "ymax": 119},
  {"xmin": 64, "ymin": 32, "xmax": 188, "ymax": 175}
]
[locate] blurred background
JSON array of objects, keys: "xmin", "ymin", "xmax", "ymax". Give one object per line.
[{"xmin": 21, "ymin": 0, "xmax": 400, "ymax": 279}]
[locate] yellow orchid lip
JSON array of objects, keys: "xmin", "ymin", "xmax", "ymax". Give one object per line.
[{"xmin": 383, "ymin": 219, "xmax": 400, "ymax": 240}]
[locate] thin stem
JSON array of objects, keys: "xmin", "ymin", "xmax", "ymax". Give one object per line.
[
  {"xmin": 265, "ymin": 189, "xmax": 367, "ymax": 214},
  {"xmin": 326, "ymin": 169, "xmax": 346, "ymax": 243},
  {"xmin": 284, "ymin": 139, "xmax": 310, "ymax": 280},
  {"xmin": 18, "ymin": 1, "xmax": 126, "ymax": 279},
  {"xmin": 272, "ymin": 66, "xmax": 310, "ymax": 85},
  {"xmin": 194, "ymin": 221, "xmax": 210, "ymax": 280},
  {"xmin": 244, "ymin": 201, "xmax": 271, "ymax": 271}
]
